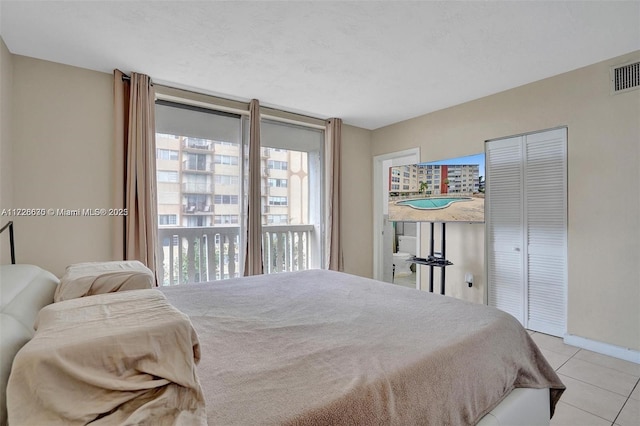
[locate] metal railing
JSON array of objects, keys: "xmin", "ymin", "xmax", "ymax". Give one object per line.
[
  {"xmin": 182, "ymin": 160, "xmax": 214, "ymax": 172},
  {"xmin": 182, "ymin": 182, "xmax": 213, "ymax": 193},
  {"xmin": 157, "ymin": 224, "xmax": 314, "ymax": 286},
  {"xmin": 183, "ymin": 139, "xmax": 213, "ymax": 150}
]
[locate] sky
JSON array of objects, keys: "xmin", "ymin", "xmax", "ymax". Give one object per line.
[{"xmin": 420, "ymin": 153, "xmax": 485, "ymax": 178}]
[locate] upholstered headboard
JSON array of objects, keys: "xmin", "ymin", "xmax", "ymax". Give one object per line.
[{"xmin": 0, "ymin": 264, "xmax": 58, "ymax": 425}]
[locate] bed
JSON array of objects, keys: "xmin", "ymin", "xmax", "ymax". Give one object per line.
[{"xmin": 3, "ymin": 266, "xmax": 564, "ymax": 425}]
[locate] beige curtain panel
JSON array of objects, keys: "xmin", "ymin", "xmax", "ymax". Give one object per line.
[
  {"xmin": 243, "ymin": 99, "xmax": 264, "ymax": 276},
  {"xmin": 325, "ymin": 118, "xmax": 343, "ymax": 271},
  {"xmin": 113, "ymin": 70, "xmax": 159, "ymax": 283}
]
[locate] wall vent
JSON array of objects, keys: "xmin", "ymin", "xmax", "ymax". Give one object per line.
[{"xmin": 611, "ymin": 61, "xmax": 640, "ymax": 94}]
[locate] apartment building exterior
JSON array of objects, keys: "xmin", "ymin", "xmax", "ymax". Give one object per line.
[
  {"xmin": 156, "ymin": 134, "xmax": 308, "ymax": 228},
  {"xmin": 390, "ymin": 163, "xmax": 481, "ymax": 196}
]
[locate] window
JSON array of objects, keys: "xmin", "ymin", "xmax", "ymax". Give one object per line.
[
  {"xmin": 267, "ymin": 160, "xmax": 288, "ymax": 170},
  {"xmin": 155, "ymin": 100, "xmax": 243, "ymax": 285},
  {"xmin": 214, "ymin": 194, "xmax": 239, "ymax": 204},
  {"xmin": 215, "ymin": 175, "xmax": 239, "ymax": 185},
  {"xmin": 268, "ymin": 178, "xmax": 288, "ymax": 188},
  {"xmin": 186, "ymin": 215, "xmax": 208, "ymax": 227},
  {"xmin": 159, "ymin": 214, "xmax": 177, "ymax": 225},
  {"xmin": 268, "ymin": 196, "xmax": 288, "ymax": 206},
  {"xmin": 184, "ymin": 153, "xmax": 210, "ymax": 171},
  {"xmin": 261, "ymin": 119, "xmax": 324, "ymax": 271},
  {"xmin": 155, "ymin": 100, "xmax": 324, "ymax": 285},
  {"xmin": 267, "ymin": 215, "xmax": 289, "ymax": 224},
  {"xmin": 157, "ymin": 170, "xmax": 179, "ymax": 182},
  {"xmin": 157, "ymin": 149, "xmax": 179, "ymax": 160},
  {"xmin": 214, "ymin": 215, "xmax": 239, "ymax": 224},
  {"xmin": 214, "ymin": 154, "xmax": 238, "ymax": 165}
]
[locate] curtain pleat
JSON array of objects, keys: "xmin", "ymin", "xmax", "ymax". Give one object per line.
[
  {"xmin": 113, "ymin": 70, "xmax": 128, "ymax": 261},
  {"xmin": 325, "ymin": 118, "xmax": 343, "ymax": 271},
  {"xmin": 243, "ymin": 99, "xmax": 264, "ymax": 276},
  {"xmin": 113, "ymin": 70, "xmax": 158, "ymax": 283}
]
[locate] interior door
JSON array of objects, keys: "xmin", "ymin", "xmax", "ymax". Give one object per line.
[
  {"xmin": 486, "ymin": 128, "xmax": 567, "ymax": 336},
  {"xmin": 486, "ymin": 136, "xmax": 525, "ymax": 324},
  {"xmin": 524, "ymin": 128, "xmax": 567, "ymax": 336}
]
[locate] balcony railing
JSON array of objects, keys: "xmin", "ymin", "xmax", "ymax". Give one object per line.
[
  {"xmin": 182, "ymin": 160, "xmax": 214, "ymax": 172},
  {"xmin": 183, "ymin": 139, "xmax": 212, "ymax": 150},
  {"xmin": 157, "ymin": 224, "xmax": 314, "ymax": 286},
  {"xmin": 183, "ymin": 204, "xmax": 212, "ymax": 214},
  {"xmin": 182, "ymin": 182, "xmax": 213, "ymax": 193}
]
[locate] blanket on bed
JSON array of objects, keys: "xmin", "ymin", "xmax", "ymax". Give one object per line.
[
  {"xmin": 162, "ymin": 269, "xmax": 564, "ymax": 426},
  {"xmin": 7, "ymin": 289, "xmax": 206, "ymax": 426}
]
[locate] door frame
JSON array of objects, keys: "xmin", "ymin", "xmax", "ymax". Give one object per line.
[{"xmin": 373, "ymin": 148, "xmax": 420, "ymax": 284}]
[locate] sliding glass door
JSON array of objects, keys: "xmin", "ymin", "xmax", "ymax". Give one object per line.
[
  {"xmin": 155, "ymin": 101, "xmax": 244, "ymax": 285},
  {"xmin": 155, "ymin": 101, "xmax": 324, "ymax": 285}
]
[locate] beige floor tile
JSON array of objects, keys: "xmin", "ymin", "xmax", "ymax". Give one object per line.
[
  {"xmin": 558, "ymin": 358, "xmax": 638, "ymax": 397},
  {"xmin": 558, "ymin": 374, "xmax": 627, "ymax": 421},
  {"xmin": 541, "ymin": 348, "xmax": 573, "ymax": 370},
  {"xmin": 574, "ymin": 349, "xmax": 640, "ymax": 377},
  {"xmin": 551, "ymin": 401, "xmax": 610, "ymax": 426},
  {"xmin": 531, "ymin": 332, "xmax": 580, "ymax": 357},
  {"xmin": 615, "ymin": 397, "xmax": 639, "ymax": 426},
  {"xmin": 392, "ymin": 272, "xmax": 416, "ymax": 289}
]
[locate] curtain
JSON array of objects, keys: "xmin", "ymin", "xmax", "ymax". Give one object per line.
[
  {"xmin": 325, "ymin": 118, "xmax": 343, "ymax": 271},
  {"xmin": 113, "ymin": 70, "xmax": 158, "ymax": 282},
  {"xmin": 243, "ymin": 99, "xmax": 264, "ymax": 276}
]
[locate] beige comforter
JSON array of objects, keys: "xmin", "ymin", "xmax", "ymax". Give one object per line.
[
  {"xmin": 162, "ymin": 269, "xmax": 565, "ymax": 425},
  {"xmin": 7, "ymin": 289, "xmax": 206, "ymax": 425}
]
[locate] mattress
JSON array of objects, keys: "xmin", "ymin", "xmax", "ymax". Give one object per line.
[{"xmin": 161, "ymin": 269, "xmax": 565, "ymax": 425}]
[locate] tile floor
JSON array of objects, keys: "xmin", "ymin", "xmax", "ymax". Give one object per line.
[
  {"xmin": 392, "ymin": 271, "xmax": 418, "ymax": 289},
  {"xmin": 528, "ymin": 331, "xmax": 639, "ymax": 426}
]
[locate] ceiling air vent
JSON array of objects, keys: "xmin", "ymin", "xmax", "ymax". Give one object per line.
[{"xmin": 611, "ymin": 61, "xmax": 640, "ymax": 94}]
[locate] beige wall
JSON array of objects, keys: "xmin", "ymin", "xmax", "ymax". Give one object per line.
[
  {"xmin": 5, "ymin": 52, "xmax": 375, "ymax": 280},
  {"xmin": 372, "ymin": 52, "xmax": 640, "ymax": 351},
  {"xmin": 11, "ymin": 55, "xmax": 115, "ymax": 276},
  {"xmin": 0, "ymin": 39, "xmax": 14, "ymax": 264},
  {"xmin": 341, "ymin": 124, "xmax": 373, "ymax": 278}
]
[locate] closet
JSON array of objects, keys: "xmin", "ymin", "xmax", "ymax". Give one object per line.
[{"xmin": 486, "ymin": 127, "xmax": 567, "ymax": 337}]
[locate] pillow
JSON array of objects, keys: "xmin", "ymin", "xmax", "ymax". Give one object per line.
[{"xmin": 54, "ymin": 261, "xmax": 154, "ymax": 302}]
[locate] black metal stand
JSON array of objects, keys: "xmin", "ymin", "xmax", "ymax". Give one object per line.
[
  {"xmin": 0, "ymin": 221, "xmax": 16, "ymax": 264},
  {"xmin": 410, "ymin": 222, "xmax": 452, "ymax": 295}
]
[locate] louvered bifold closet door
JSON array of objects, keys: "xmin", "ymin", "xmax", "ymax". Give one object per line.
[
  {"xmin": 486, "ymin": 137, "xmax": 525, "ymax": 325},
  {"xmin": 524, "ymin": 128, "xmax": 567, "ymax": 337}
]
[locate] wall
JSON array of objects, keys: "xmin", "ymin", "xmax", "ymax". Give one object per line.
[
  {"xmin": 6, "ymin": 53, "xmax": 374, "ymax": 280},
  {"xmin": 0, "ymin": 38, "xmax": 14, "ymax": 264},
  {"xmin": 372, "ymin": 52, "xmax": 640, "ymax": 352},
  {"xmin": 11, "ymin": 55, "xmax": 115, "ymax": 276},
  {"xmin": 341, "ymin": 124, "xmax": 373, "ymax": 278}
]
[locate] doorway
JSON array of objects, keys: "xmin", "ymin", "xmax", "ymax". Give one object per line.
[{"xmin": 373, "ymin": 148, "xmax": 420, "ymax": 288}]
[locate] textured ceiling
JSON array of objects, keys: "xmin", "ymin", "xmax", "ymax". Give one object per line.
[{"xmin": 1, "ymin": 1, "xmax": 639, "ymax": 130}]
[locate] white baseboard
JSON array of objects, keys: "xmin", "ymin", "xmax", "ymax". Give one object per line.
[{"xmin": 564, "ymin": 334, "xmax": 640, "ymax": 364}]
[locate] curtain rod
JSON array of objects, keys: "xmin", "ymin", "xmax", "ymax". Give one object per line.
[
  {"xmin": 121, "ymin": 74, "xmax": 154, "ymax": 86},
  {"xmin": 122, "ymin": 74, "xmax": 327, "ymax": 126}
]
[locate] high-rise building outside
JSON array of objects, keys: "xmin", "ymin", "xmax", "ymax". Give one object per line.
[
  {"xmin": 156, "ymin": 134, "xmax": 308, "ymax": 228},
  {"xmin": 389, "ymin": 163, "xmax": 480, "ymax": 196}
]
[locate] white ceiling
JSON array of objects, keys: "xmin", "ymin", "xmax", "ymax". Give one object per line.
[{"xmin": 1, "ymin": 1, "xmax": 639, "ymax": 130}]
